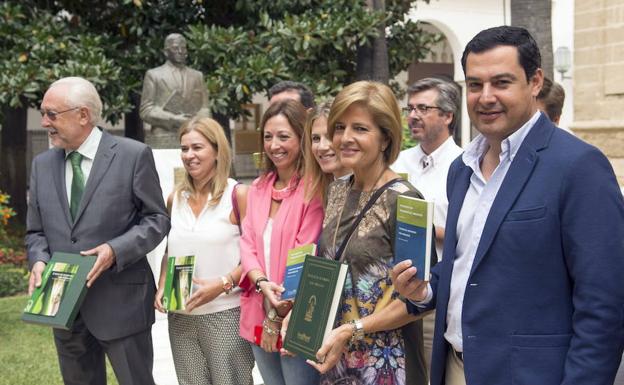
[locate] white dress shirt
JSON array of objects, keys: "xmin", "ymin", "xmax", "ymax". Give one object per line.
[
  {"xmin": 444, "ymin": 111, "xmax": 541, "ymax": 352},
  {"xmin": 392, "ymin": 136, "xmax": 464, "ymax": 259},
  {"xmin": 64, "ymin": 127, "xmax": 102, "ymax": 202}
]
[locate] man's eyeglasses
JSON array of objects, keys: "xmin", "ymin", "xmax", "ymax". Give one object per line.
[
  {"xmin": 402, "ymin": 104, "xmax": 443, "ymax": 115},
  {"xmin": 40, "ymin": 107, "xmax": 80, "ymax": 121}
]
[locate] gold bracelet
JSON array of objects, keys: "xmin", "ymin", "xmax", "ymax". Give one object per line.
[{"xmin": 262, "ymin": 318, "xmax": 280, "ymax": 335}]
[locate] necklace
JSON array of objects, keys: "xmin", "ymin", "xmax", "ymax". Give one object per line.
[{"xmin": 271, "ymin": 174, "xmax": 299, "ymax": 202}]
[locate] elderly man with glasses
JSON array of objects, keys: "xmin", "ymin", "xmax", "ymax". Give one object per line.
[{"xmin": 28, "ymin": 76, "xmax": 170, "ymax": 385}]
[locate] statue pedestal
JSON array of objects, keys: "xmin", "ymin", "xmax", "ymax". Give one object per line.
[{"xmin": 144, "ymin": 128, "xmax": 179, "ymax": 150}]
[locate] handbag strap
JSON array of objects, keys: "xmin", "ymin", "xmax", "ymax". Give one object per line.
[{"xmin": 334, "ymin": 177, "xmax": 401, "ymax": 261}]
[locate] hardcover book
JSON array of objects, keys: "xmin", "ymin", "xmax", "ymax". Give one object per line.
[
  {"xmin": 394, "ymin": 194, "xmax": 434, "ymax": 281},
  {"xmin": 22, "ymin": 252, "xmax": 96, "ymax": 330},
  {"xmin": 283, "ymin": 257, "xmax": 348, "ymax": 362},
  {"xmin": 162, "ymin": 255, "xmax": 196, "ymax": 311},
  {"xmin": 282, "ymin": 244, "xmax": 317, "ymax": 301}
]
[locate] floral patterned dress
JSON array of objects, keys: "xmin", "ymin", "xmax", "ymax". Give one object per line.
[{"xmin": 318, "ymin": 178, "xmax": 427, "ymax": 385}]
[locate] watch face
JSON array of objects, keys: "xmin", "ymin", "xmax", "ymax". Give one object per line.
[{"xmin": 268, "ymin": 308, "xmax": 277, "ymax": 320}]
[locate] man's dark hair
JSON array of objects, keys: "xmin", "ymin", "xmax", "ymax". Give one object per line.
[
  {"xmin": 537, "ymin": 77, "xmax": 565, "ymax": 123},
  {"xmin": 461, "ymin": 26, "xmax": 541, "ymax": 83},
  {"xmin": 407, "ymin": 77, "xmax": 461, "ymax": 134},
  {"xmin": 268, "ymin": 81, "xmax": 315, "ymax": 109}
]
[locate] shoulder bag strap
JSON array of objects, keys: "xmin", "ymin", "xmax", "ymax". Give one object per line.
[{"xmin": 334, "ymin": 177, "xmax": 401, "ymax": 261}]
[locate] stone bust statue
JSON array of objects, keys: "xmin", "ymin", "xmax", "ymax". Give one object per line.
[{"xmin": 140, "ymin": 33, "xmax": 210, "ymax": 147}]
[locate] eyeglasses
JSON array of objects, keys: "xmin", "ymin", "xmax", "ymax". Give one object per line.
[
  {"xmin": 402, "ymin": 104, "xmax": 443, "ymax": 115},
  {"xmin": 40, "ymin": 107, "xmax": 80, "ymax": 121}
]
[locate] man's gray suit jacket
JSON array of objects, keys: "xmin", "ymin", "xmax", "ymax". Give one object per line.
[{"xmin": 25, "ymin": 130, "xmax": 170, "ymax": 341}]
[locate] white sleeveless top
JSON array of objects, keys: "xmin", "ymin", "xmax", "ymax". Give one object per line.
[{"xmin": 168, "ymin": 178, "xmax": 241, "ymax": 315}]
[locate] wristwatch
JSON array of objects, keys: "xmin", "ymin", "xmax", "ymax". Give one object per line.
[
  {"xmin": 221, "ymin": 276, "xmax": 233, "ymax": 294},
  {"xmin": 267, "ymin": 307, "xmax": 284, "ymax": 323},
  {"xmin": 350, "ymin": 319, "xmax": 365, "ymax": 344},
  {"xmin": 255, "ymin": 277, "xmax": 269, "ymax": 293}
]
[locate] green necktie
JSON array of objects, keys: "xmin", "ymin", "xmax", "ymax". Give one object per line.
[{"xmin": 68, "ymin": 151, "xmax": 85, "ymax": 220}]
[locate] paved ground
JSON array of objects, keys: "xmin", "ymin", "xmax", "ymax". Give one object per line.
[{"xmin": 152, "ymin": 311, "xmax": 264, "ymax": 385}]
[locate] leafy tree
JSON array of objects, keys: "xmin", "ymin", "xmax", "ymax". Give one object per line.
[
  {"xmin": 0, "ymin": 2, "xmax": 129, "ymax": 223},
  {"xmin": 1, "ymin": 0, "xmax": 438, "ymax": 224},
  {"xmin": 187, "ymin": 0, "xmax": 438, "ymax": 118}
]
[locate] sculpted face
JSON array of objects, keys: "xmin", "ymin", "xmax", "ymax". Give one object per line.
[
  {"xmin": 165, "ymin": 36, "xmax": 188, "ymax": 66},
  {"xmin": 40, "ymin": 85, "xmax": 91, "ymax": 151},
  {"xmin": 465, "ymin": 45, "xmax": 543, "ymax": 141}
]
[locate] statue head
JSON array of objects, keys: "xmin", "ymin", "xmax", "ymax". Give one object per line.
[{"xmin": 164, "ymin": 33, "xmax": 188, "ymax": 67}]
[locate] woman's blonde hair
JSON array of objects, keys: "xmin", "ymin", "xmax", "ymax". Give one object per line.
[
  {"xmin": 176, "ymin": 117, "xmax": 232, "ymax": 206},
  {"xmin": 327, "ymin": 81, "xmax": 402, "ymax": 165},
  {"xmin": 303, "ymin": 100, "xmax": 333, "ymax": 202},
  {"xmin": 259, "ymin": 99, "xmax": 307, "ymax": 181}
]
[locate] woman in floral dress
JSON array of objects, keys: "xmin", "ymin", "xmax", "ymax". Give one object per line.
[{"xmin": 308, "ymin": 81, "xmax": 429, "ymax": 385}]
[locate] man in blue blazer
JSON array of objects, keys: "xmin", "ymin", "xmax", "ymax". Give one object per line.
[{"xmin": 392, "ymin": 26, "xmax": 624, "ymax": 385}]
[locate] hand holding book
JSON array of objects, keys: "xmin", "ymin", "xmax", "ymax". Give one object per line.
[
  {"xmin": 257, "ymin": 280, "xmax": 290, "ymax": 312},
  {"xmin": 390, "ymin": 259, "xmax": 429, "ymax": 303},
  {"xmin": 306, "ymin": 323, "xmax": 353, "ymax": 373},
  {"xmin": 28, "ymin": 261, "xmax": 47, "ymax": 295},
  {"xmin": 185, "ymin": 277, "xmax": 223, "ymax": 312}
]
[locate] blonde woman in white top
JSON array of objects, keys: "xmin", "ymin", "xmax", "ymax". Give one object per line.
[{"xmin": 155, "ymin": 117, "xmax": 254, "ymax": 385}]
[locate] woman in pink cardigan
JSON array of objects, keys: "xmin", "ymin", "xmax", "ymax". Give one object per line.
[{"xmin": 239, "ymin": 99, "xmax": 324, "ymax": 385}]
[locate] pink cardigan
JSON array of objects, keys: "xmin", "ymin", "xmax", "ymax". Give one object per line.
[{"xmin": 239, "ymin": 172, "xmax": 323, "ymax": 342}]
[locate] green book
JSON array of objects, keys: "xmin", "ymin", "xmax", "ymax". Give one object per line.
[
  {"xmin": 282, "ymin": 244, "xmax": 317, "ymax": 301},
  {"xmin": 162, "ymin": 255, "xmax": 196, "ymax": 311},
  {"xmin": 22, "ymin": 252, "xmax": 96, "ymax": 330},
  {"xmin": 283, "ymin": 257, "xmax": 348, "ymax": 362}
]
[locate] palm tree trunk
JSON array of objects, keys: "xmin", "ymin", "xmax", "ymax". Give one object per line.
[
  {"xmin": 356, "ymin": 0, "xmax": 390, "ymax": 84},
  {"xmin": 511, "ymin": 0, "xmax": 554, "ymax": 79}
]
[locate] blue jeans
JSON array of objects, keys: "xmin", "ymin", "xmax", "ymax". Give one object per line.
[{"xmin": 251, "ymin": 344, "xmax": 320, "ymax": 385}]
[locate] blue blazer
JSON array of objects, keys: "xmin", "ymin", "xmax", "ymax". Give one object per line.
[{"xmin": 409, "ymin": 114, "xmax": 624, "ymax": 385}]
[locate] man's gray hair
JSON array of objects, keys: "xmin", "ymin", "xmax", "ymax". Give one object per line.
[
  {"xmin": 407, "ymin": 77, "xmax": 460, "ymax": 133},
  {"xmin": 50, "ymin": 77, "xmax": 103, "ymax": 126}
]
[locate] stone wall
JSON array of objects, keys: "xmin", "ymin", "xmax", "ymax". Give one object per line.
[{"xmin": 573, "ymin": 0, "xmax": 624, "ymax": 185}]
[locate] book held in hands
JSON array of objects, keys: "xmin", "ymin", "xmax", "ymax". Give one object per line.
[
  {"xmin": 162, "ymin": 255, "xmax": 196, "ymax": 311},
  {"xmin": 394, "ymin": 195, "xmax": 434, "ymax": 281},
  {"xmin": 283, "ymin": 257, "xmax": 348, "ymax": 362},
  {"xmin": 282, "ymin": 244, "xmax": 317, "ymax": 301},
  {"xmin": 22, "ymin": 252, "xmax": 96, "ymax": 330}
]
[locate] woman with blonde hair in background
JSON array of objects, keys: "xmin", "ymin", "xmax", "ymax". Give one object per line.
[
  {"xmin": 309, "ymin": 81, "xmax": 429, "ymax": 385},
  {"xmin": 155, "ymin": 117, "xmax": 254, "ymax": 385},
  {"xmin": 303, "ymin": 100, "xmax": 351, "ymax": 203}
]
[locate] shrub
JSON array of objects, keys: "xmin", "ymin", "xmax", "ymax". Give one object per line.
[{"xmin": 0, "ymin": 264, "xmax": 28, "ymax": 297}]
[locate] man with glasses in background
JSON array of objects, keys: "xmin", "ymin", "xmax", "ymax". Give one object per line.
[{"xmin": 392, "ymin": 77, "xmax": 464, "ymax": 377}]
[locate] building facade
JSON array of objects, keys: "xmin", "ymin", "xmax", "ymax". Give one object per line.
[{"xmin": 573, "ymin": 0, "xmax": 624, "ymax": 185}]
